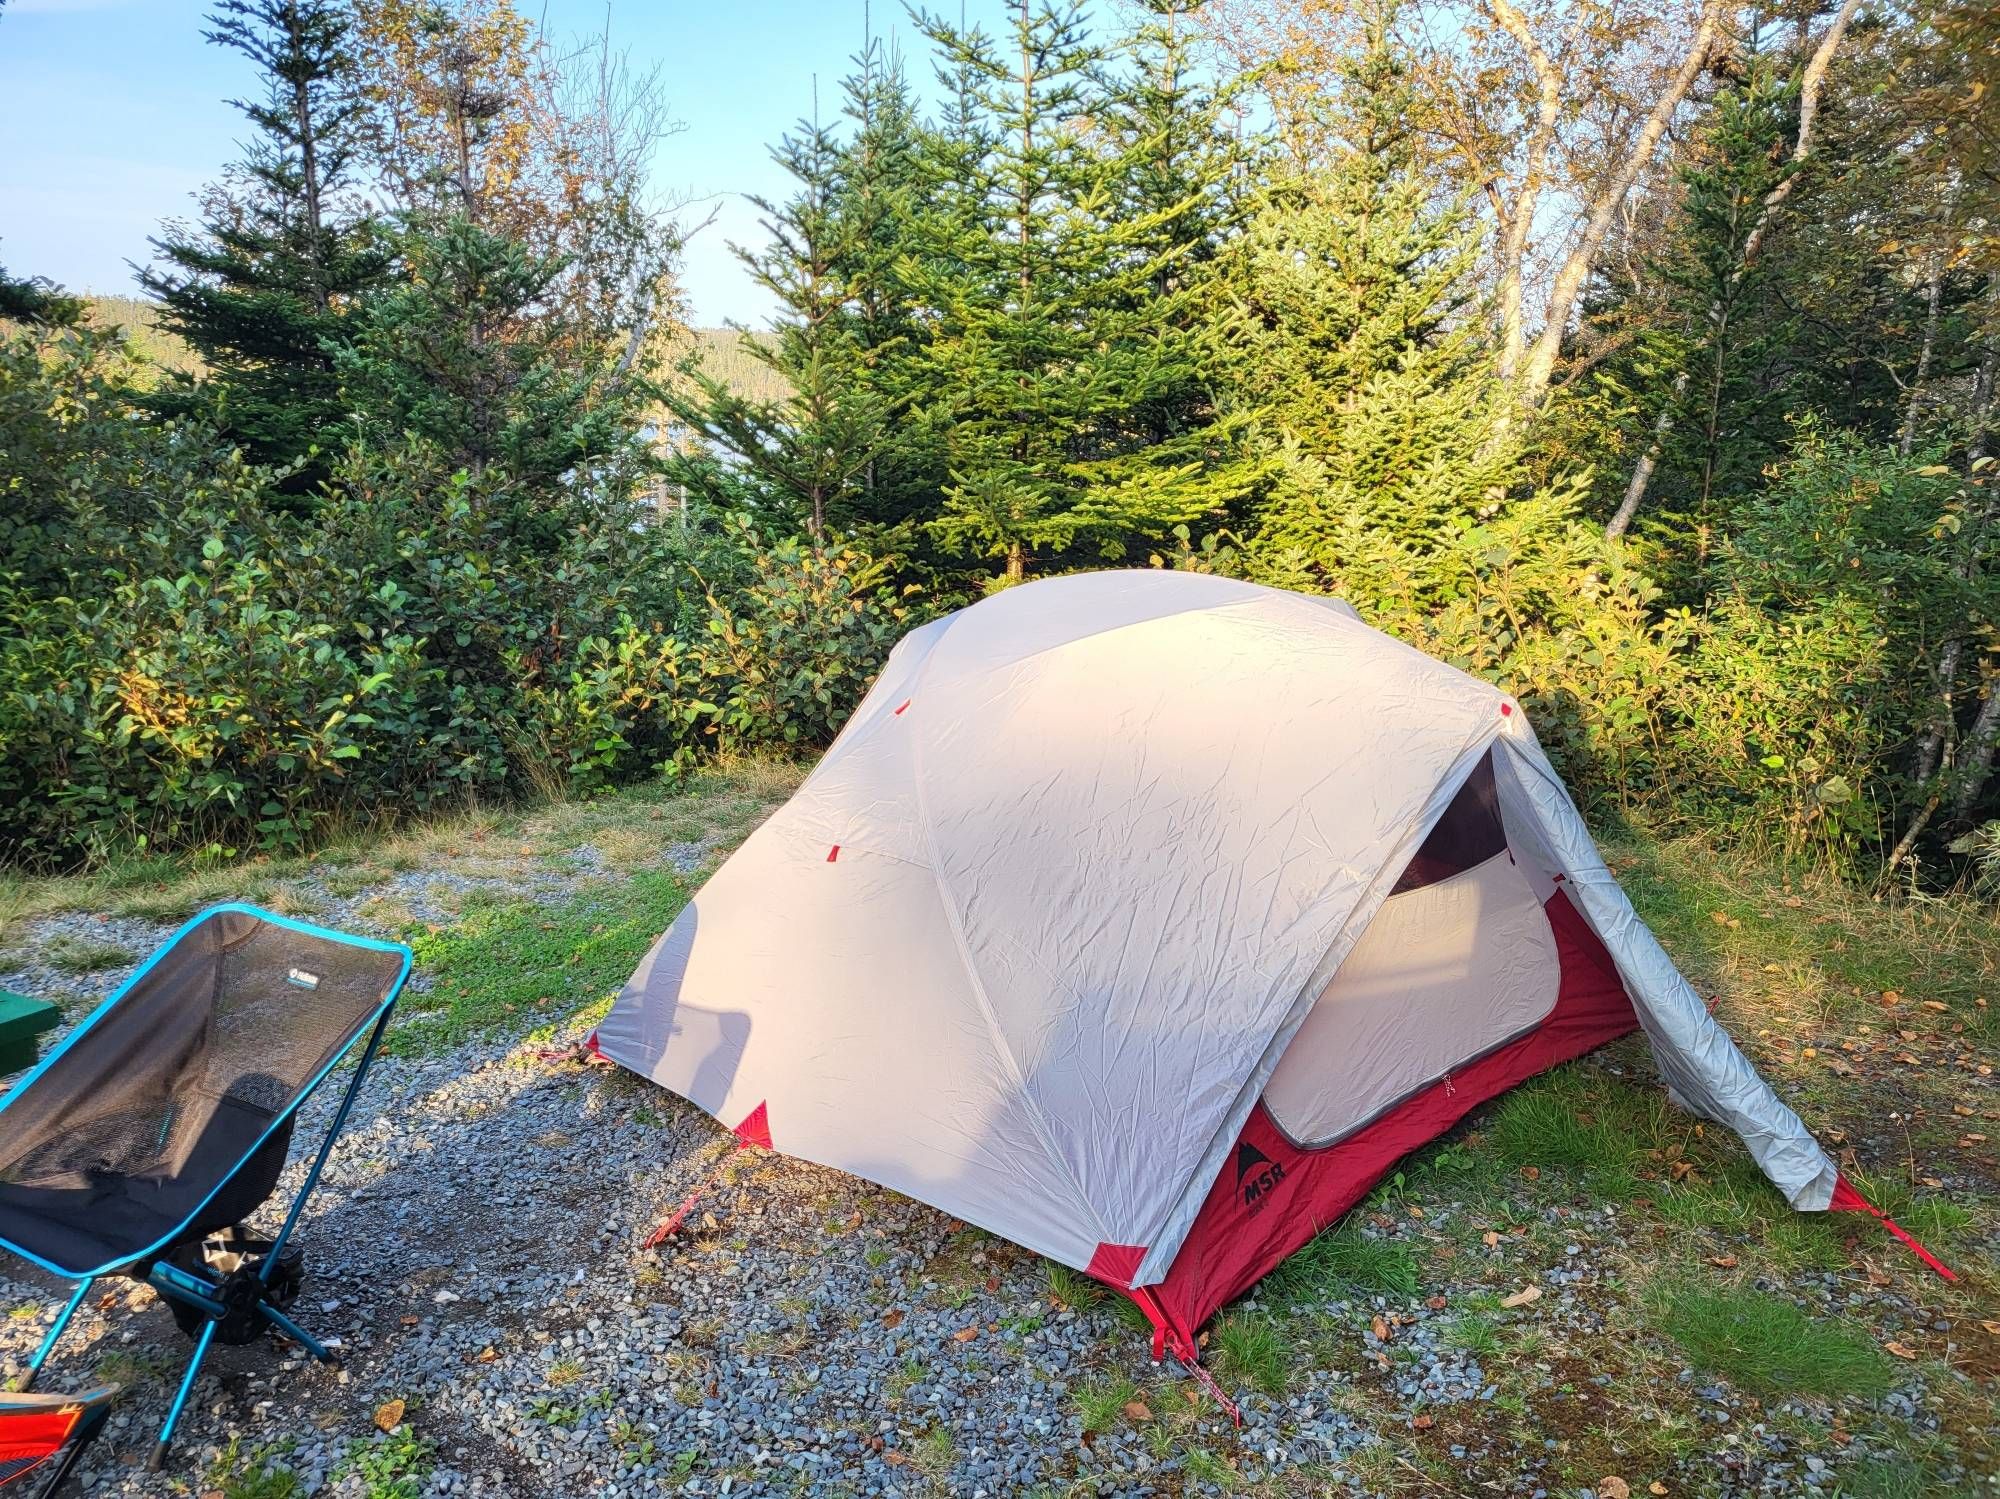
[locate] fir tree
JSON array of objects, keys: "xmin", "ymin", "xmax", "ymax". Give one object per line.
[
  {"xmin": 1230, "ymin": 17, "xmax": 1524, "ymax": 604},
  {"xmin": 665, "ymin": 106, "xmax": 892, "ymax": 537},
  {"xmin": 1102, "ymin": 1, "xmax": 1263, "ymax": 493},
  {"xmin": 831, "ymin": 34, "xmax": 940, "ymax": 526},
  {"xmin": 140, "ymin": 0, "xmax": 387, "ymax": 487},
  {"xmin": 1631, "ymin": 50, "xmax": 1803, "ymax": 554},
  {"xmin": 912, "ymin": 0, "xmax": 1253, "ymax": 582},
  {"xmin": 335, "ymin": 215, "xmax": 647, "ymax": 543}
]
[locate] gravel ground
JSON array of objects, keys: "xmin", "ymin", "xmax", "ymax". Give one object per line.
[
  {"xmin": 0, "ymin": 840, "xmax": 1987, "ymax": 1496},
  {"xmin": 0, "ymin": 1017, "xmax": 1267, "ymax": 1497}
]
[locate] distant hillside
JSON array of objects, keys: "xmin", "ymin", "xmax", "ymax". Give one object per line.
[
  {"xmin": 85, "ymin": 295, "xmax": 202, "ymax": 377},
  {"xmin": 668, "ymin": 326, "xmax": 790, "ymax": 404},
  {"xmin": 76, "ymin": 298, "xmax": 786, "ymax": 406}
]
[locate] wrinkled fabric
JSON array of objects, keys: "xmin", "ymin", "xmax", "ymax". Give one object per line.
[{"xmin": 597, "ymin": 570, "xmax": 1839, "ymax": 1282}]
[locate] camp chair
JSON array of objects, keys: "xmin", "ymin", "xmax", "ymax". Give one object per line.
[
  {"xmin": 0, "ymin": 1385, "xmax": 115, "ymax": 1496},
  {"xmin": 0, "ymin": 905, "xmax": 410, "ymax": 1470}
]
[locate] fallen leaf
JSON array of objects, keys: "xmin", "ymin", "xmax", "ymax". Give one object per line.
[
  {"xmin": 1708, "ymin": 1254, "xmax": 1737, "ymax": 1268},
  {"xmin": 1122, "ymin": 1400, "xmax": 1152, "ymax": 1422},
  {"xmin": 1923, "ymin": 1000, "xmax": 1949, "ymax": 1012},
  {"xmin": 700, "ymin": 1212, "xmax": 719, "ymax": 1231},
  {"xmin": 1599, "ymin": 1479, "xmax": 1631, "ymax": 1499},
  {"xmin": 1881, "ymin": 990, "xmax": 1903, "ymax": 1006},
  {"xmin": 1408, "ymin": 1204, "xmax": 1425, "ymax": 1218},
  {"xmin": 1427, "ymin": 1295, "xmax": 1449, "ymax": 1310},
  {"xmin": 882, "ymin": 1310, "xmax": 904, "ymax": 1330},
  {"xmin": 1502, "ymin": 1285, "xmax": 1542, "ymax": 1309},
  {"xmin": 1650, "ymin": 1485, "xmax": 1670, "ymax": 1496},
  {"xmin": 842, "ymin": 1210, "xmax": 863, "ymax": 1232},
  {"xmin": 400, "ymin": 1315, "xmax": 420, "ymax": 1327},
  {"xmin": 1669, "ymin": 1160, "xmax": 1696, "ymax": 1181},
  {"xmin": 1520, "ymin": 1165, "xmax": 1541, "ymax": 1180},
  {"xmin": 1884, "ymin": 1340, "xmax": 1918, "ymax": 1360},
  {"xmin": 883, "ymin": 1451, "xmax": 908, "ymax": 1467},
  {"xmin": 1371, "ymin": 1314, "xmax": 1390, "ymax": 1341},
  {"xmin": 985, "ymin": 1275, "xmax": 1001, "ymax": 1293},
  {"xmin": 1411, "ymin": 1413, "xmax": 1435, "ymax": 1430},
  {"xmin": 476, "ymin": 1347, "xmax": 497, "ymax": 1363},
  {"xmin": 373, "ymin": 1399, "xmax": 405, "ymax": 1433},
  {"xmin": 1481, "ymin": 1230, "xmax": 1501, "ymax": 1248},
  {"xmin": 953, "ymin": 1326, "xmax": 979, "ymax": 1343}
]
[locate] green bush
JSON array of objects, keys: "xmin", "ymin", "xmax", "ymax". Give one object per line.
[{"xmin": 0, "ymin": 317, "xmax": 914, "ymax": 866}]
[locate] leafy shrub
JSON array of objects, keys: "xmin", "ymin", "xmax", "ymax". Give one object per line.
[{"xmin": 0, "ymin": 320, "xmax": 914, "ymax": 865}]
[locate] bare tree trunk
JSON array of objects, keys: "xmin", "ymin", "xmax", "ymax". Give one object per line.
[
  {"xmin": 1906, "ymin": 279, "xmax": 2000, "ymax": 795},
  {"xmin": 1952, "ymin": 679, "xmax": 2000, "ymax": 828},
  {"xmin": 1482, "ymin": 0, "xmax": 1560, "ymax": 386},
  {"xmin": 1608, "ymin": 371, "xmax": 1689, "ymax": 539},
  {"xmin": 1511, "ymin": 0, "xmax": 1727, "ymax": 411},
  {"xmin": 1605, "ymin": 0, "xmax": 1859, "ymax": 536},
  {"xmin": 1900, "ymin": 249, "xmax": 1946, "ymax": 457}
]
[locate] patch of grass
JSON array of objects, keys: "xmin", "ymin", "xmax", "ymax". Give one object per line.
[
  {"xmin": 40, "ymin": 933, "xmax": 137, "ymax": 975},
  {"xmin": 1488, "ymin": 1073, "xmax": 1643, "ymax": 1196},
  {"xmin": 1829, "ymin": 1453, "xmax": 1955, "ymax": 1498},
  {"xmin": 1649, "ymin": 1278, "xmax": 1891, "ymax": 1399},
  {"xmin": 393, "ymin": 870, "xmax": 690, "ymax": 1055},
  {"xmin": 546, "ymin": 1357, "xmax": 585, "ymax": 1387},
  {"xmin": 910, "ymin": 1425, "xmax": 956, "ymax": 1481},
  {"xmin": 1074, "ymin": 1377, "xmax": 1136, "ymax": 1435},
  {"xmin": 209, "ymin": 1440, "xmax": 301, "ymax": 1499},
  {"xmin": 93, "ymin": 1348, "xmax": 167, "ymax": 1386},
  {"xmin": 1264, "ymin": 1222, "xmax": 1420, "ymax": 1302},
  {"xmin": 1445, "ymin": 1311, "xmax": 1500, "ymax": 1357},
  {"xmin": 1043, "ymin": 1260, "xmax": 1102, "ymax": 1311},
  {"xmin": 1211, "ymin": 1313, "xmax": 1289, "ymax": 1397},
  {"xmin": 1181, "ymin": 1446, "xmax": 1237, "ymax": 1490}
]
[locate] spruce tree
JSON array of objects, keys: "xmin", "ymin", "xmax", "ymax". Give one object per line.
[
  {"xmin": 140, "ymin": 0, "xmax": 386, "ymax": 488},
  {"xmin": 831, "ymin": 36, "xmax": 940, "ymax": 527},
  {"xmin": 910, "ymin": 0, "xmax": 1253, "ymax": 582},
  {"xmin": 665, "ymin": 106, "xmax": 892, "ymax": 538},
  {"xmin": 335, "ymin": 215, "xmax": 647, "ymax": 544},
  {"xmin": 1102, "ymin": 1, "xmax": 1262, "ymax": 493},
  {"xmin": 1230, "ymin": 18, "xmax": 1524, "ymax": 604},
  {"xmin": 1628, "ymin": 51, "xmax": 1803, "ymax": 554}
]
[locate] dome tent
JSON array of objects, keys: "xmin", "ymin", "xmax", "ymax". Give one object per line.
[{"xmin": 595, "ymin": 570, "xmax": 1945, "ymax": 1364}]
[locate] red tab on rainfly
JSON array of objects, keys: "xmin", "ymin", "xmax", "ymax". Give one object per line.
[
  {"xmin": 734, "ymin": 1101, "xmax": 772, "ymax": 1150},
  {"xmin": 894, "ymin": 699, "xmax": 911, "ymax": 716},
  {"xmin": 826, "ymin": 844, "xmax": 840, "ymax": 863},
  {"xmin": 1085, "ymin": 1242, "xmax": 1148, "ymax": 1289}
]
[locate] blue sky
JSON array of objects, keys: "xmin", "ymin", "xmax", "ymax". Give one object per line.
[{"xmin": 0, "ymin": 0, "xmax": 939, "ymax": 327}]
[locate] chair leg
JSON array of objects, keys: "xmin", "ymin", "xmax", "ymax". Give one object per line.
[
  {"xmin": 14, "ymin": 1278, "xmax": 91, "ymax": 1393},
  {"xmin": 256, "ymin": 1300, "xmax": 335, "ymax": 1365},
  {"xmin": 149, "ymin": 1319, "xmax": 217, "ymax": 1472}
]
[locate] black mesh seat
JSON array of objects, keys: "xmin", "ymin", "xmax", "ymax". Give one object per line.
[{"xmin": 0, "ymin": 905, "xmax": 408, "ymax": 1471}]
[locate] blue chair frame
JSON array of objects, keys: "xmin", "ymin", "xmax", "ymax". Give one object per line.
[{"xmin": 0, "ymin": 905, "xmax": 410, "ymax": 1471}]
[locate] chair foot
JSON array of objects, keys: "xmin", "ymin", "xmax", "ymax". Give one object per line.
[{"xmin": 147, "ymin": 1440, "xmax": 169, "ymax": 1473}]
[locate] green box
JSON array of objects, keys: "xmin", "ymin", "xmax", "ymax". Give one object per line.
[{"xmin": 0, "ymin": 989, "xmax": 61, "ymax": 1077}]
